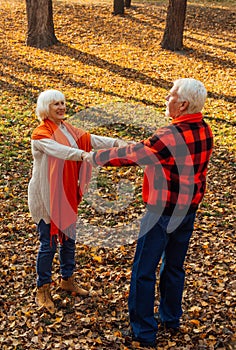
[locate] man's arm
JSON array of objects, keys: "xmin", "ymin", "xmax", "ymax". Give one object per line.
[{"xmin": 92, "ymin": 141, "xmax": 162, "ymax": 167}]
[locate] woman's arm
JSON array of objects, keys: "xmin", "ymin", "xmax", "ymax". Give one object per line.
[
  {"xmin": 91, "ymin": 134, "xmax": 128, "ymax": 149},
  {"xmin": 32, "ymin": 139, "xmax": 84, "ymax": 161}
]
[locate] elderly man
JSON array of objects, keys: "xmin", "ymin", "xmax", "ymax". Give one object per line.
[{"xmin": 84, "ymin": 78, "xmax": 213, "ymax": 348}]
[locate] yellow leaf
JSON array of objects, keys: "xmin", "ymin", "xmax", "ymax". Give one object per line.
[
  {"xmin": 93, "ymin": 255, "xmax": 102, "ymax": 263},
  {"xmin": 209, "ymin": 335, "xmax": 216, "ymax": 340},
  {"xmin": 200, "ymin": 301, "xmax": 208, "ymax": 307},
  {"xmin": 24, "ymin": 311, "xmax": 31, "ymax": 317},
  {"xmin": 190, "ymin": 319, "xmax": 200, "ymax": 326},
  {"xmin": 168, "ymin": 341, "xmax": 177, "ymax": 347},
  {"xmin": 189, "ymin": 306, "xmax": 201, "ymax": 312},
  {"xmin": 95, "ymin": 337, "xmax": 102, "ymax": 344},
  {"xmin": 119, "ymin": 246, "xmax": 126, "ymax": 251},
  {"xmin": 34, "ymin": 326, "xmax": 44, "ymax": 335},
  {"xmin": 114, "ymin": 330, "xmax": 122, "ymax": 337}
]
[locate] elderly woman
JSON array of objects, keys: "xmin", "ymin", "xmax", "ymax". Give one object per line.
[{"xmin": 28, "ymin": 89, "xmax": 127, "ymax": 314}]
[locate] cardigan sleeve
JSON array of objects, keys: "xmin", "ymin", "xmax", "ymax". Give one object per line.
[
  {"xmin": 91, "ymin": 134, "xmax": 117, "ymax": 149},
  {"xmin": 32, "ymin": 139, "xmax": 84, "ymax": 161}
]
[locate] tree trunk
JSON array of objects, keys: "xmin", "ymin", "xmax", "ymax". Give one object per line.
[
  {"xmin": 26, "ymin": 0, "xmax": 59, "ymax": 48},
  {"xmin": 125, "ymin": 0, "xmax": 131, "ymax": 8},
  {"xmin": 113, "ymin": 0, "xmax": 124, "ymax": 15},
  {"xmin": 161, "ymin": 0, "xmax": 187, "ymax": 51}
]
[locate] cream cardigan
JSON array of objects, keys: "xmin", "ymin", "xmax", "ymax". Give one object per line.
[{"xmin": 28, "ymin": 134, "xmax": 117, "ymax": 225}]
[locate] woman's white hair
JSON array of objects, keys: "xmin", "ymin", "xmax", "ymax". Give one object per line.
[
  {"xmin": 173, "ymin": 78, "xmax": 207, "ymax": 114},
  {"xmin": 36, "ymin": 89, "xmax": 65, "ymax": 121}
]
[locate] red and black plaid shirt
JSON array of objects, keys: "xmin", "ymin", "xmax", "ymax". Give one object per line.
[{"xmin": 93, "ymin": 113, "xmax": 213, "ymax": 215}]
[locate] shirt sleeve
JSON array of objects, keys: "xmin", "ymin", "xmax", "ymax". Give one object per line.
[
  {"xmin": 93, "ymin": 141, "xmax": 160, "ymax": 167},
  {"xmin": 91, "ymin": 134, "xmax": 117, "ymax": 149},
  {"xmin": 32, "ymin": 139, "xmax": 84, "ymax": 161},
  {"xmin": 93, "ymin": 127, "xmax": 173, "ymax": 167}
]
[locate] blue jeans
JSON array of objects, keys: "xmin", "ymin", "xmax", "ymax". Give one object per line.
[
  {"xmin": 128, "ymin": 211, "xmax": 196, "ymax": 343},
  {"xmin": 36, "ymin": 220, "xmax": 76, "ymax": 287}
]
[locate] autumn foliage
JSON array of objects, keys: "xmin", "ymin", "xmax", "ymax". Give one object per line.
[{"xmin": 0, "ymin": 0, "xmax": 235, "ymax": 349}]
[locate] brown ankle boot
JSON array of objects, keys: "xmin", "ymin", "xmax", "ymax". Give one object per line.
[
  {"xmin": 35, "ymin": 283, "xmax": 55, "ymax": 314},
  {"xmin": 60, "ymin": 275, "xmax": 89, "ymax": 296}
]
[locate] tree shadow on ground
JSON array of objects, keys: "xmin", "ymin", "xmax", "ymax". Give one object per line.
[
  {"xmin": 45, "ymin": 43, "xmax": 236, "ymax": 104},
  {"xmin": 61, "ymin": 1, "xmax": 236, "ymax": 47},
  {"xmin": 0, "ymin": 59, "xmax": 161, "ymax": 110},
  {"xmin": 45, "ymin": 43, "xmax": 170, "ymax": 89}
]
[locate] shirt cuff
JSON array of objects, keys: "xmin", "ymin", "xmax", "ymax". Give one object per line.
[{"xmin": 92, "ymin": 152, "xmax": 99, "ymax": 166}]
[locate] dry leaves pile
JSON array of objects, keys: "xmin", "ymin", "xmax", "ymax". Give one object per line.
[{"xmin": 0, "ymin": 0, "xmax": 235, "ymax": 349}]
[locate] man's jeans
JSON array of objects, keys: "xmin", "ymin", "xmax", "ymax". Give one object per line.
[
  {"xmin": 128, "ymin": 211, "xmax": 196, "ymax": 343},
  {"xmin": 36, "ymin": 220, "xmax": 76, "ymax": 287}
]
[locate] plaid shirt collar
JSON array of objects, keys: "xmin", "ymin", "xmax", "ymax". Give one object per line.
[{"xmin": 172, "ymin": 112, "xmax": 203, "ymax": 125}]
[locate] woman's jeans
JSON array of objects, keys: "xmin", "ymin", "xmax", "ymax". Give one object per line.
[
  {"xmin": 128, "ymin": 211, "xmax": 196, "ymax": 343},
  {"xmin": 36, "ymin": 220, "xmax": 76, "ymax": 287}
]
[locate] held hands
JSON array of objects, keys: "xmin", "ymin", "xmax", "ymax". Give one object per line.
[
  {"xmin": 81, "ymin": 138, "xmax": 136, "ymax": 166},
  {"xmin": 81, "ymin": 151, "xmax": 96, "ymax": 166}
]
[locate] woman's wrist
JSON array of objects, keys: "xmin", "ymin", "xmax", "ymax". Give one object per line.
[{"xmin": 80, "ymin": 151, "xmax": 86, "ymax": 161}]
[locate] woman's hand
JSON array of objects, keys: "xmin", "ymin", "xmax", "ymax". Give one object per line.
[{"xmin": 81, "ymin": 151, "xmax": 95, "ymax": 165}]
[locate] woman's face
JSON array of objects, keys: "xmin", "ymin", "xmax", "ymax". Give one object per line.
[{"xmin": 48, "ymin": 100, "xmax": 66, "ymax": 125}]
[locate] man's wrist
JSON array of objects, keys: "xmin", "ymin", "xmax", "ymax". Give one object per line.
[{"xmin": 92, "ymin": 152, "xmax": 98, "ymax": 166}]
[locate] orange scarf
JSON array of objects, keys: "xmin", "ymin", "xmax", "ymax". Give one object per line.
[{"xmin": 32, "ymin": 118, "xmax": 92, "ymax": 241}]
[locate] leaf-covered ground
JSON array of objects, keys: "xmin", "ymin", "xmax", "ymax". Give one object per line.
[{"xmin": 0, "ymin": 0, "xmax": 235, "ymax": 349}]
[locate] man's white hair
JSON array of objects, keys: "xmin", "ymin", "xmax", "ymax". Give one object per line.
[
  {"xmin": 36, "ymin": 90, "xmax": 65, "ymax": 121},
  {"xmin": 173, "ymin": 78, "xmax": 207, "ymax": 114}
]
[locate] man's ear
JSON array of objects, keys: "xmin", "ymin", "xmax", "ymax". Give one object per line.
[{"xmin": 180, "ymin": 100, "xmax": 189, "ymax": 112}]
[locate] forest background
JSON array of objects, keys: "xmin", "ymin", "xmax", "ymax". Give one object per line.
[{"xmin": 0, "ymin": 0, "xmax": 235, "ymax": 349}]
